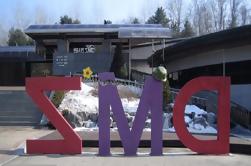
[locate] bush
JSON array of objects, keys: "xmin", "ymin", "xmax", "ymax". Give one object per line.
[
  {"xmin": 110, "ymin": 44, "xmax": 128, "ymax": 79},
  {"xmin": 119, "ymin": 64, "xmax": 128, "ymax": 79},
  {"xmin": 163, "ymin": 79, "xmax": 171, "ymax": 111},
  {"xmin": 51, "ymin": 91, "xmax": 65, "ymax": 108},
  {"xmin": 152, "ymin": 66, "xmax": 171, "ymax": 110}
]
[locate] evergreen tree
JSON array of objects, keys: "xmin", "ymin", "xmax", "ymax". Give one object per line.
[
  {"xmin": 104, "ymin": 20, "xmax": 112, "ymax": 24},
  {"xmin": 170, "ymin": 21, "xmax": 180, "ymax": 37},
  {"xmin": 131, "ymin": 18, "xmax": 140, "ymax": 24},
  {"xmin": 73, "ymin": 19, "xmax": 81, "ymax": 24},
  {"xmin": 59, "ymin": 15, "xmax": 81, "ymax": 24},
  {"xmin": 180, "ymin": 20, "xmax": 195, "ymax": 37},
  {"xmin": 146, "ymin": 7, "xmax": 170, "ymax": 27}
]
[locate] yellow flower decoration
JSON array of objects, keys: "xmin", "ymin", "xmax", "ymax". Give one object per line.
[{"xmin": 83, "ymin": 67, "xmax": 93, "ymax": 79}]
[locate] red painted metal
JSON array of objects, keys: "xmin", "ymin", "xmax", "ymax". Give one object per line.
[
  {"xmin": 25, "ymin": 77, "xmax": 82, "ymax": 154},
  {"xmin": 173, "ymin": 77, "xmax": 230, "ymax": 154}
]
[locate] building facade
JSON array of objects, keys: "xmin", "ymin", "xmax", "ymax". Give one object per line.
[
  {"xmin": 149, "ymin": 25, "xmax": 251, "ymax": 128},
  {"xmin": 25, "ymin": 24, "xmax": 170, "ymax": 78}
]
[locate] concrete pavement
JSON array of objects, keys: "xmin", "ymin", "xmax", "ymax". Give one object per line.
[
  {"xmin": 2, "ymin": 151, "xmax": 251, "ymax": 166},
  {"xmin": 0, "ymin": 126, "xmax": 250, "ymax": 166},
  {"xmin": 0, "ymin": 126, "xmax": 52, "ymax": 165}
]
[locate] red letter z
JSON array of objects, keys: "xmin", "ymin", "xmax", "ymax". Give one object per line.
[{"xmin": 26, "ymin": 77, "xmax": 82, "ymax": 154}]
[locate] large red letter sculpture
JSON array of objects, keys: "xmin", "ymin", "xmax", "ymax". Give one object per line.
[
  {"xmin": 173, "ymin": 77, "xmax": 230, "ymax": 154},
  {"xmin": 26, "ymin": 77, "xmax": 82, "ymax": 154}
]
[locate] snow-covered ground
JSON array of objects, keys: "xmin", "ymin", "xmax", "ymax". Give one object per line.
[
  {"xmin": 163, "ymin": 104, "xmax": 217, "ymax": 134},
  {"xmin": 59, "ymin": 82, "xmax": 140, "ymax": 114},
  {"xmin": 59, "ymin": 82, "xmax": 217, "ymax": 134},
  {"xmin": 59, "ymin": 83, "xmax": 99, "ymax": 114}
]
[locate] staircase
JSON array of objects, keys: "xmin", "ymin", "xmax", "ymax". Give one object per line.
[
  {"xmin": 183, "ymin": 90, "xmax": 251, "ymax": 130},
  {"xmin": 0, "ymin": 89, "xmax": 43, "ymax": 126}
]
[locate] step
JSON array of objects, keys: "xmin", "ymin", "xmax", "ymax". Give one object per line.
[
  {"xmin": 0, "ymin": 110, "xmax": 41, "ymax": 116},
  {"xmin": 0, "ymin": 121, "xmax": 38, "ymax": 126},
  {"xmin": 0, "ymin": 116, "xmax": 39, "ymax": 122},
  {"xmin": 0, "ymin": 90, "xmax": 45, "ymax": 126}
]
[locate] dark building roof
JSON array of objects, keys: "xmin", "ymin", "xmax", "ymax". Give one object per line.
[
  {"xmin": 26, "ymin": 24, "xmax": 163, "ymax": 31},
  {"xmin": 25, "ymin": 24, "xmax": 171, "ymax": 39},
  {"xmin": 0, "ymin": 46, "xmax": 45, "ymax": 62},
  {"xmin": 149, "ymin": 25, "xmax": 251, "ymax": 67},
  {"xmin": 0, "ymin": 46, "xmax": 35, "ymax": 53}
]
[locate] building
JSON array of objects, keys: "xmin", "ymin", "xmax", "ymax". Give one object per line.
[
  {"xmin": 130, "ymin": 38, "xmax": 184, "ymax": 82},
  {"xmin": 149, "ymin": 25, "xmax": 251, "ymax": 128},
  {"xmin": 0, "ymin": 24, "xmax": 171, "ymax": 125},
  {"xmin": 25, "ymin": 24, "xmax": 171, "ymax": 79},
  {"xmin": 0, "ymin": 46, "xmax": 47, "ymax": 86}
]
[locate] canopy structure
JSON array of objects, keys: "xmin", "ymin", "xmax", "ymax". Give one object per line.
[{"xmin": 25, "ymin": 24, "xmax": 171, "ymax": 39}]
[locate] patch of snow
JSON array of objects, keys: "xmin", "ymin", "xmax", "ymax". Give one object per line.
[
  {"xmin": 84, "ymin": 120, "xmax": 97, "ymax": 128},
  {"xmin": 184, "ymin": 116, "xmax": 192, "ymax": 123},
  {"xmin": 58, "ymin": 83, "xmax": 98, "ymax": 114},
  {"xmin": 189, "ymin": 125, "xmax": 217, "ymax": 134},
  {"xmin": 74, "ymin": 127, "xmax": 98, "ymax": 132},
  {"xmin": 185, "ymin": 105, "xmax": 207, "ymax": 115},
  {"xmin": 162, "ymin": 105, "xmax": 217, "ymax": 134},
  {"xmin": 59, "ymin": 82, "xmax": 140, "ymax": 114},
  {"xmin": 60, "ymin": 82, "xmax": 217, "ymax": 135},
  {"xmin": 121, "ymin": 98, "xmax": 139, "ymax": 113},
  {"xmin": 165, "ymin": 125, "xmax": 217, "ymax": 134},
  {"xmin": 146, "ymin": 119, "xmax": 151, "ymax": 123}
]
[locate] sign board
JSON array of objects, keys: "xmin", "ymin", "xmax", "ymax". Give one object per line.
[
  {"xmin": 73, "ymin": 45, "xmax": 96, "ymax": 54},
  {"xmin": 53, "ymin": 41, "xmax": 112, "ymax": 75},
  {"xmin": 54, "ymin": 55, "xmax": 69, "ymax": 67},
  {"xmin": 25, "ymin": 73, "xmax": 230, "ymax": 156}
]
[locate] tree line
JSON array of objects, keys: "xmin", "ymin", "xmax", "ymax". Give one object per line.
[
  {"xmin": 144, "ymin": 0, "xmax": 251, "ymax": 37},
  {"xmin": 5, "ymin": 0, "xmax": 251, "ymax": 46}
]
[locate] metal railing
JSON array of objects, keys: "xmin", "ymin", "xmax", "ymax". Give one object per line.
[
  {"xmin": 82, "ymin": 74, "xmax": 208, "ymax": 110},
  {"xmin": 169, "ymin": 88, "xmax": 208, "ymax": 110},
  {"xmin": 83, "ymin": 75, "xmax": 144, "ymax": 89}
]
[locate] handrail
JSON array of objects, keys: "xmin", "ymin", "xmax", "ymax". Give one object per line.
[
  {"xmin": 80, "ymin": 75, "xmax": 145, "ymax": 89},
  {"xmin": 79, "ymin": 74, "xmax": 208, "ymax": 110}
]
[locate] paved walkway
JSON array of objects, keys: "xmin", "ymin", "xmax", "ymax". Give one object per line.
[
  {"xmin": 0, "ymin": 126, "xmax": 52, "ymax": 165},
  {"xmin": 0, "ymin": 126, "xmax": 250, "ymax": 166},
  {"xmin": 2, "ymin": 150, "xmax": 251, "ymax": 166}
]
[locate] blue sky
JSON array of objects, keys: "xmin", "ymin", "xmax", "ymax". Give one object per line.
[
  {"xmin": 0, "ymin": 0, "xmax": 250, "ymax": 45},
  {"xmin": 0, "ymin": 0, "xmax": 167, "ymax": 29},
  {"xmin": 0, "ymin": 0, "xmax": 170, "ymax": 44}
]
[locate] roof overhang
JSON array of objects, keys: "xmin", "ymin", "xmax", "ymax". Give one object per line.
[
  {"xmin": 148, "ymin": 25, "xmax": 251, "ymax": 67},
  {"xmin": 25, "ymin": 24, "xmax": 172, "ymax": 40},
  {"xmin": 118, "ymin": 27, "xmax": 171, "ymax": 39}
]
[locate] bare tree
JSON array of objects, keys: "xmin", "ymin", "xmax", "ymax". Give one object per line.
[
  {"xmin": 202, "ymin": 2, "xmax": 214, "ymax": 33},
  {"xmin": 35, "ymin": 5, "xmax": 49, "ymax": 24},
  {"xmin": 167, "ymin": 0, "xmax": 183, "ymax": 32},
  {"xmin": 191, "ymin": 0, "xmax": 200, "ymax": 35},
  {"xmin": 229, "ymin": 0, "xmax": 243, "ymax": 28},
  {"xmin": 248, "ymin": 13, "xmax": 251, "ymax": 24},
  {"xmin": 239, "ymin": 4, "xmax": 248, "ymax": 25},
  {"xmin": 192, "ymin": 0, "xmax": 213, "ymax": 35},
  {"xmin": 13, "ymin": 2, "xmax": 31, "ymax": 29},
  {"xmin": 0, "ymin": 24, "xmax": 7, "ymax": 46},
  {"xmin": 209, "ymin": 0, "xmax": 228, "ymax": 31},
  {"xmin": 218, "ymin": 0, "xmax": 228, "ymax": 30}
]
